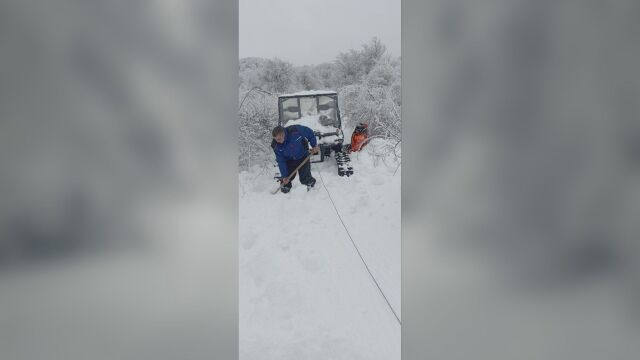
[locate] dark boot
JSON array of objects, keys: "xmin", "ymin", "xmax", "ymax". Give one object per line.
[
  {"xmin": 306, "ymin": 177, "xmax": 316, "ymax": 188},
  {"xmin": 297, "ymin": 160, "xmax": 315, "ymax": 187}
]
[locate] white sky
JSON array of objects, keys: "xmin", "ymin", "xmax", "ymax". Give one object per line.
[{"xmin": 239, "ymin": 0, "xmax": 400, "ymax": 65}]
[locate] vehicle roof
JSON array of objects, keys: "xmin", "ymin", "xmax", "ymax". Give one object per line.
[{"xmin": 278, "ymin": 90, "xmax": 337, "ymax": 98}]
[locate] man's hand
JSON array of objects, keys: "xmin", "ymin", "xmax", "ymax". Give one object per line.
[
  {"xmin": 280, "ymin": 177, "xmax": 290, "ymax": 185},
  {"xmin": 310, "ymin": 146, "xmax": 320, "ymax": 154}
]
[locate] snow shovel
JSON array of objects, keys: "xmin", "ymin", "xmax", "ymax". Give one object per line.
[{"xmin": 271, "ymin": 154, "xmax": 312, "ymax": 194}]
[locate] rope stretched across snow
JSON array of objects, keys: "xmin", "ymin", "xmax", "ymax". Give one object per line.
[{"xmin": 317, "ymin": 170, "xmax": 402, "ymax": 327}]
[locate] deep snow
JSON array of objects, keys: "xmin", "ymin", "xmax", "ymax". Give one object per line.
[{"xmin": 239, "ymin": 142, "xmax": 401, "ymax": 360}]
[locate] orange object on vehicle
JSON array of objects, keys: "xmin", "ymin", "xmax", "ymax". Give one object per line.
[{"xmin": 350, "ymin": 123, "xmax": 369, "ymax": 152}]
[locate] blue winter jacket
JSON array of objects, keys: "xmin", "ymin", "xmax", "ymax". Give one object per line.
[{"xmin": 271, "ymin": 124, "xmax": 318, "ymax": 177}]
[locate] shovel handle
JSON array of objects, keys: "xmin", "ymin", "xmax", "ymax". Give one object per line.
[{"xmin": 271, "ymin": 154, "xmax": 312, "ymax": 194}]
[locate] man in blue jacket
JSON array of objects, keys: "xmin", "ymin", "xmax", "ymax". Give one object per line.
[{"xmin": 271, "ymin": 124, "xmax": 320, "ymax": 193}]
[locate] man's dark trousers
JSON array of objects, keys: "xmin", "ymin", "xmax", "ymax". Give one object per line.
[{"xmin": 283, "ymin": 156, "xmax": 316, "ymax": 190}]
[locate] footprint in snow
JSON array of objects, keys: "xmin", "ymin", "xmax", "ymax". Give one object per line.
[
  {"xmin": 242, "ymin": 236, "xmax": 257, "ymax": 250},
  {"xmin": 278, "ymin": 239, "xmax": 291, "ymax": 252},
  {"xmin": 371, "ymin": 176, "xmax": 384, "ymax": 186},
  {"xmin": 320, "ymin": 338, "xmax": 365, "ymax": 360},
  {"xmin": 253, "ymin": 274, "xmax": 265, "ymax": 286},
  {"xmin": 279, "ymin": 311, "xmax": 295, "ymax": 331},
  {"xmin": 297, "ymin": 251, "xmax": 323, "ymax": 272},
  {"xmin": 280, "ymin": 320, "xmax": 294, "ymax": 332}
]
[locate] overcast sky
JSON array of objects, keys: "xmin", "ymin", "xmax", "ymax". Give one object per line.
[{"xmin": 239, "ymin": 0, "xmax": 400, "ymax": 65}]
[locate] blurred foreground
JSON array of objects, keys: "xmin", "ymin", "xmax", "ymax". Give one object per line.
[
  {"xmin": 404, "ymin": 1, "xmax": 640, "ymax": 359},
  {"xmin": 0, "ymin": 1, "xmax": 237, "ymax": 359}
]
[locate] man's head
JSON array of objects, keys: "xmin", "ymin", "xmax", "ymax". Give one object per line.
[{"xmin": 272, "ymin": 125, "xmax": 285, "ymax": 144}]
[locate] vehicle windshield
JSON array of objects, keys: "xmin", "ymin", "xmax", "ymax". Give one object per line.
[{"xmin": 279, "ymin": 95, "xmax": 339, "ymax": 128}]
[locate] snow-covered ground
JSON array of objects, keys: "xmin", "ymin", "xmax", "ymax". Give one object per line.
[{"xmin": 239, "ymin": 142, "xmax": 401, "ymax": 360}]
